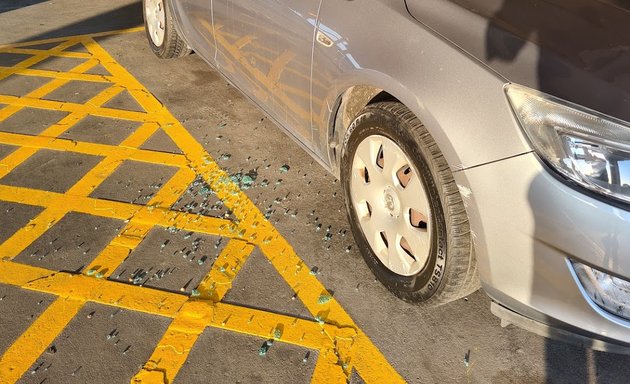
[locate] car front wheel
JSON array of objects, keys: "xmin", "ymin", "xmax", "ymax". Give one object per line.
[{"xmin": 341, "ymin": 101, "xmax": 479, "ymax": 305}]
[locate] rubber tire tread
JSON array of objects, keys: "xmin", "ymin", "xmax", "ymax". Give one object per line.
[
  {"xmin": 144, "ymin": 0, "xmax": 191, "ymax": 59},
  {"xmin": 343, "ymin": 101, "xmax": 480, "ymax": 306}
]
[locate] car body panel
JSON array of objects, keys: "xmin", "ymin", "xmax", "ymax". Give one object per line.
[
  {"xmin": 406, "ymin": 0, "xmax": 630, "ymax": 124},
  {"xmin": 174, "ymin": 0, "xmax": 534, "ymax": 173},
  {"xmin": 454, "ymin": 151, "xmax": 630, "ymax": 345},
  {"xmin": 211, "ymin": 0, "xmax": 321, "ymax": 154},
  {"xmin": 312, "ymin": 0, "xmax": 531, "ymax": 174}
]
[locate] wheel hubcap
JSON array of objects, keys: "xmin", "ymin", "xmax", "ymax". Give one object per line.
[
  {"xmin": 145, "ymin": 0, "xmax": 166, "ymax": 47},
  {"xmin": 350, "ymin": 135, "xmax": 432, "ymax": 276},
  {"xmin": 383, "ymin": 186, "xmax": 401, "ymax": 218}
]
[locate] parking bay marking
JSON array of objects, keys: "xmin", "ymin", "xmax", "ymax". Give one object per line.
[{"xmin": 0, "ymin": 29, "xmax": 404, "ymax": 384}]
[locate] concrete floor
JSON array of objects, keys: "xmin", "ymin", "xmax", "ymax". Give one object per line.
[{"xmin": 0, "ymin": 1, "xmax": 629, "ymax": 383}]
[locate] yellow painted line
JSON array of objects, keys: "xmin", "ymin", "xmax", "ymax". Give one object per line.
[
  {"xmin": 134, "ymin": 239, "xmax": 255, "ymax": 382},
  {"xmin": 133, "ymin": 314, "xmax": 206, "ymax": 384},
  {"xmin": 83, "ymin": 83, "xmax": 126, "ymax": 107},
  {"xmin": 0, "ymin": 93, "xmax": 165, "ymax": 268},
  {"xmin": 86, "ymin": 167, "xmax": 197, "ymax": 276},
  {"xmin": 0, "ymin": 184, "xmax": 135, "ymax": 217},
  {"xmin": 0, "ymin": 35, "xmax": 177, "ymax": 382},
  {"xmin": 0, "ymin": 261, "xmax": 187, "ymax": 316},
  {"xmin": 0, "ymin": 297, "xmax": 84, "ymax": 384},
  {"xmin": 133, "ymin": 207, "xmax": 238, "ymax": 238},
  {"xmin": 141, "ymin": 81, "xmax": 405, "ymax": 384},
  {"xmin": 144, "ymin": 114, "xmax": 360, "ymax": 326},
  {"xmin": 0, "ymin": 258, "xmax": 344, "ymax": 383},
  {"xmin": 0, "ymin": 58, "xmax": 99, "ymax": 123},
  {"xmin": 0, "ymin": 94, "xmax": 147, "ymax": 122},
  {"xmin": 310, "ymin": 349, "xmax": 347, "ymax": 384},
  {"xmin": 116, "ymin": 121, "xmax": 160, "ymax": 146},
  {"xmin": 0, "ymin": 184, "xmax": 236, "ymax": 240},
  {"xmin": 0, "ymin": 205, "xmax": 67, "ymax": 259},
  {"xmin": 0, "ymin": 66, "xmax": 114, "ymax": 83},
  {"xmin": 82, "ymin": 29, "xmax": 356, "ymax": 317},
  {"xmin": 0, "ymin": 26, "xmax": 145, "ymax": 50},
  {"xmin": 69, "ymin": 160, "xmax": 126, "ymax": 198},
  {"xmin": 210, "ymin": 302, "xmax": 332, "ymax": 350},
  {"xmin": 150, "ymin": 117, "xmax": 403, "ymax": 382},
  {"xmin": 0, "ymin": 184, "xmax": 125, "ymax": 259},
  {"xmin": 0, "ymin": 113, "xmax": 85, "ymax": 179},
  {"xmin": 84, "ymin": 35, "xmax": 387, "ymax": 376},
  {"xmin": 0, "ymin": 260, "xmax": 336, "ymax": 351},
  {"xmin": 24, "ymin": 58, "xmax": 101, "ymax": 99},
  {"xmin": 0, "ymin": 131, "xmax": 187, "ymax": 168},
  {"xmin": 0, "ymin": 88, "xmax": 154, "ymax": 260},
  {"xmin": 196, "ymin": 239, "xmax": 255, "ymax": 301},
  {"xmin": 1, "ymin": 47, "xmax": 92, "ymax": 59},
  {"xmin": 0, "ymin": 39, "xmax": 79, "ymax": 82},
  {"xmin": 0, "ymin": 59, "xmax": 115, "ymax": 181}
]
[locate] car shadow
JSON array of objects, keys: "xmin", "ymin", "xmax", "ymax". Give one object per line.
[
  {"xmin": 10, "ymin": 1, "xmax": 143, "ymax": 44},
  {"xmin": 0, "ymin": 0, "xmax": 48, "ymax": 14}
]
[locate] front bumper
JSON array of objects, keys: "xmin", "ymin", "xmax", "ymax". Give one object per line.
[
  {"xmin": 454, "ymin": 152, "xmax": 630, "ymax": 350},
  {"xmin": 490, "ymin": 301, "xmax": 630, "ymax": 354}
]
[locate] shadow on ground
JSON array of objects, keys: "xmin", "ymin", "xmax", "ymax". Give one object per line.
[
  {"xmin": 13, "ymin": 1, "xmax": 142, "ymax": 43},
  {"xmin": 0, "ymin": 0, "xmax": 48, "ymax": 14}
]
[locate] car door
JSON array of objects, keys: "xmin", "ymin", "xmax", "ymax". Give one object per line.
[{"xmin": 212, "ymin": 0, "xmax": 322, "ymax": 154}]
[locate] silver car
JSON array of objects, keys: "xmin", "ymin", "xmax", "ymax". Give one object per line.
[{"xmin": 142, "ymin": 0, "xmax": 630, "ymax": 352}]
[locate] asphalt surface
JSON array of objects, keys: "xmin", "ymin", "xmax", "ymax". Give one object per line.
[{"xmin": 0, "ymin": 1, "xmax": 629, "ymax": 383}]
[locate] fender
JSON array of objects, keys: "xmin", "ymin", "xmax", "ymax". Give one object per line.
[{"xmin": 312, "ymin": 0, "xmax": 532, "ymax": 176}]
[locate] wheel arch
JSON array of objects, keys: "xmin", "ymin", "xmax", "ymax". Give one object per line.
[{"xmin": 325, "ymin": 77, "xmax": 460, "ymax": 180}]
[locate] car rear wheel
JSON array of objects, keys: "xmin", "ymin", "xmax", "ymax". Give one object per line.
[
  {"xmin": 143, "ymin": 0, "xmax": 191, "ymax": 59},
  {"xmin": 341, "ymin": 101, "xmax": 479, "ymax": 305}
]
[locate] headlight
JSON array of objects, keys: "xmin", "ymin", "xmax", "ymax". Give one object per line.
[{"xmin": 506, "ymin": 84, "xmax": 630, "ymax": 204}]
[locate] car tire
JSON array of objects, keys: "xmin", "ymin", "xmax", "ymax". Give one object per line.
[
  {"xmin": 143, "ymin": 0, "xmax": 191, "ymax": 59},
  {"xmin": 341, "ymin": 101, "xmax": 479, "ymax": 306}
]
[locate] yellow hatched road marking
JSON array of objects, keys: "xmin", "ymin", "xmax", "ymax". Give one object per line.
[
  {"xmin": 85, "ymin": 35, "xmax": 402, "ymax": 384},
  {"xmin": 311, "ymin": 349, "xmax": 348, "ymax": 383},
  {"xmin": 0, "ymin": 131, "xmax": 187, "ymax": 169},
  {"xmin": 132, "ymin": 315, "xmax": 206, "ymax": 383},
  {"xmin": 85, "ymin": 167, "xmax": 197, "ymax": 277},
  {"xmin": 0, "ymin": 39, "xmax": 78, "ymax": 82},
  {"xmin": 0, "ymin": 297, "xmax": 84, "ymax": 384},
  {"xmin": 134, "ymin": 240, "xmax": 255, "ymax": 382},
  {"xmin": 0, "ymin": 111, "xmax": 86, "ymax": 179},
  {"xmin": 0, "ymin": 260, "xmax": 345, "ymax": 378},
  {"xmin": 2, "ymin": 47, "xmax": 92, "ymax": 59},
  {"xmin": 0, "ymin": 48, "xmax": 92, "ymax": 59},
  {"xmin": 0, "ymin": 185, "xmax": 236, "ymax": 244},
  {"xmin": 0, "ymin": 94, "xmax": 148, "ymax": 121},
  {"xmin": 0, "ymin": 30, "xmax": 404, "ymax": 384},
  {"xmin": 0, "ymin": 70, "xmax": 122, "ymax": 178},
  {"xmin": 0, "ymin": 261, "xmax": 339, "ymax": 349},
  {"xmin": 0, "ymin": 65, "xmax": 115, "ymax": 83},
  {"xmin": 196, "ymin": 239, "xmax": 255, "ymax": 301}
]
